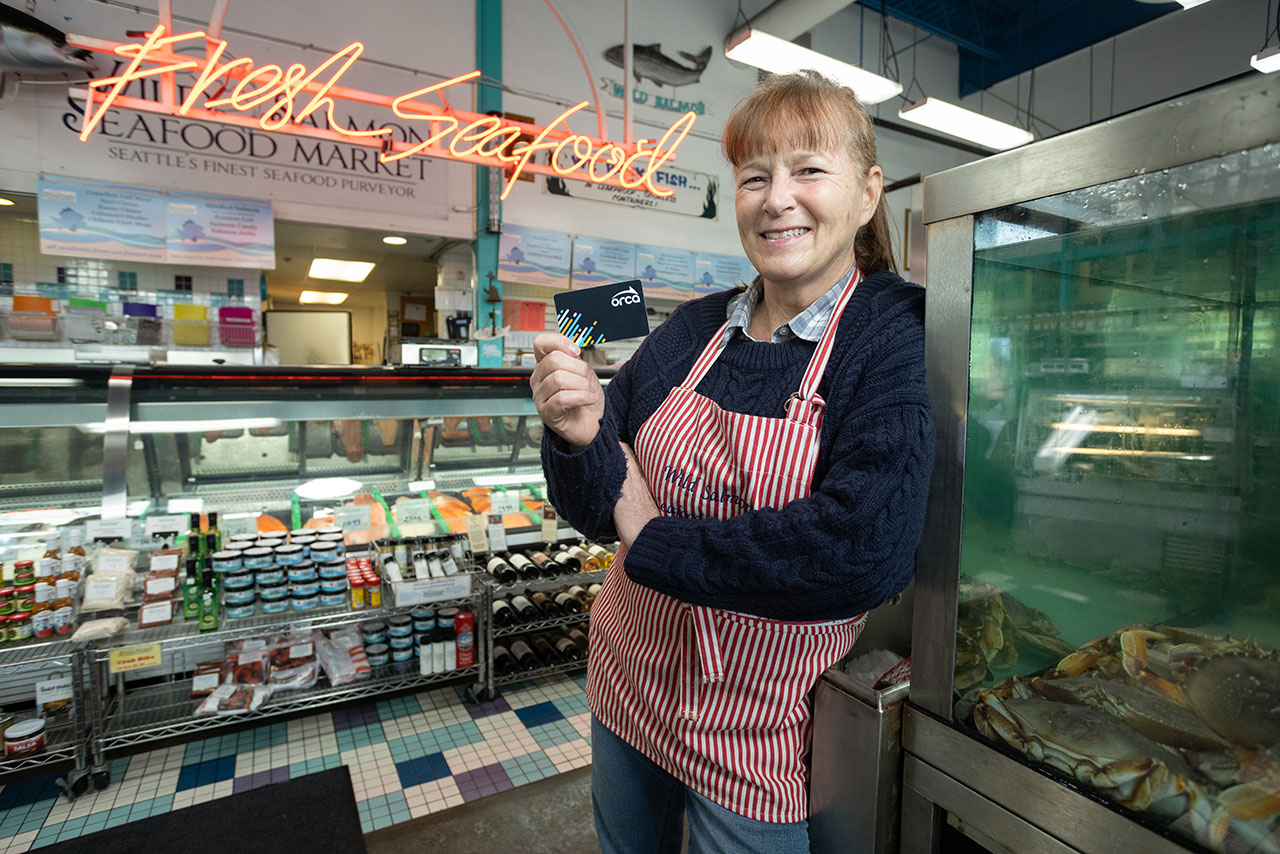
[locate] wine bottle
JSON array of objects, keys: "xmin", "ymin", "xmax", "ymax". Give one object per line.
[
  {"xmin": 531, "ymin": 635, "xmax": 561, "ymax": 666},
  {"xmin": 551, "ymin": 548, "xmax": 580, "ymax": 573},
  {"xmin": 510, "ymin": 594, "xmax": 538, "ymax": 622},
  {"xmin": 565, "ymin": 627, "xmax": 589, "ymax": 654},
  {"xmin": 554, "ymin": 591, "xmax": 583, "ymax": 614},
  {"xmin": 510, "ymin": 639, "xmax": 539, "ymax": 671},
  {"xmin": 528, "ymin": 551, "xmax": 559, "ymax": 578},
  {"xmin": 555, "ymin": 635, "xmax": 583, "ymax": 662},
  {"xmin": 492, "ymin": 644, "xmax": 519, "ymax": 677},
  {"xmin": 491, "ymin": 598, "xmax": 517, "ymax": 627},
  {"xmin": 486, "ymin": 555, "xmax": 518, "ymax": 585},
  {"xmin": 508, "ymin": 553, "xmax": 540, "ymax": 581},
  {"xmin": 529, "ymin": 590, "xmax": 559, "ymax": 618}
]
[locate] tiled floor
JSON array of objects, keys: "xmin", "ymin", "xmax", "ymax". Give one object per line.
[{"xmin": 0, "ymin": 672, "xmax": 592, "ymax": 852}]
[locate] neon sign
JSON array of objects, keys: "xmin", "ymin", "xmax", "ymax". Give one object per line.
[{"xmin": 68, "ymin": 26, "xmax": 696, "ymax": 200}]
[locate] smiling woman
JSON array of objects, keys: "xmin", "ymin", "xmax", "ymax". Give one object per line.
[{"xmin": 531, "ymin": 70, "xmax": 933, "ymax": 854}]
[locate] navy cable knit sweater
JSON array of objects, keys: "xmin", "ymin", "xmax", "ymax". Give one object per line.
[{"xmin": 541, "ymin": 270, "xmax": 934, "ymax": 621}]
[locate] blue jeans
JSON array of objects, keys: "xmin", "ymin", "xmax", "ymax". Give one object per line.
[{"xmin": 591, "ymin": 715, "xmax": 810, "ymax": 854}]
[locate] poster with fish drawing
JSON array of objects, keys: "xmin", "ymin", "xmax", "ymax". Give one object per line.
[
  {"xmin": 37, "ymin": 176, "xmax": 167, "ymax": 263},
  {"xmin": 164, "ymin": 194, "xmax": 275, "ymax": 269},
  {"xmin": 634, "ymin": 244, "xmax": 695, "ymax": 301},
  {"xmin": 571, "ymin": 236, "xmax": 636, "ymax": 289},
  {"xmin": 498, "ymin": 224, "xmax": 573, "ymax": 289},
  {"xmin": 695, "ymin": 253, "xmax": 758, "ymax": 294}
]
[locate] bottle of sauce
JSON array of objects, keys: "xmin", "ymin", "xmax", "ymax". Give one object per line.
[
  {"xmin": 39, "ymin": 533, "xmax": 60, "ymax": 586},
  {"xmin": 67, "ymin": 528, "xmax": 87, "ymax": 565},
  {"xmin": 52, "ymin": 579, "xmax": 73, "ymax": 636},
  {"xmin": 182, "ymin": 558, "xmax": 202, "ymax": 621},
  {"xmin": 31, "ymin": 583, "xmax": 54, "ymax": 638},
  {"xmin": 59, "ymin": 554, "xmax": 81, "ymax": 601},
  {"xmin": 206, "ymin": 512, "xmax": 220, "ymax": 552},
  {"xmin": 198, "ymin": 570, "xmax": 219, "ymax": 632}
]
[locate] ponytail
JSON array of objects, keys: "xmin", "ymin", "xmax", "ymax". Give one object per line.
[{"xmin": 857, "ymin": 195, "xmax": 897, "ymax": 275}]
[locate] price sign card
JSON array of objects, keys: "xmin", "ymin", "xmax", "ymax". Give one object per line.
[
  {"xmin": 220, "ymin": 514, "xmax": 259, "ymax": 539},
  {"xmin": 335, "ymin": 505, "xmax": 371, "ymax": 534},
  {"xmin": 541, "ymin": 504, "xmax": 559, "ymax": 542},
  {"xmin": 490, "ymin": 491, "xmax": 520, "ymax": 515},
  {"xmin": 87, "ymin": 519, "xmax": 132, "ymax": 542},
  {"xmin": 486, "ymin": 513, "xmax": 507, "ymax": 552},
  {"xmin": 465, "ymin": 514, "xmax": 489, "ymax": 554},
  {"xmin": 144, "ymin": 514, "xmax": 187, "ymax": 537},
  {"xmin": 109, "ymin": 643, "xmax": 162, "ymax": 674},
  {"xmin": 397, "ymin": 499, "xmax": 434, "ymax": 526}
]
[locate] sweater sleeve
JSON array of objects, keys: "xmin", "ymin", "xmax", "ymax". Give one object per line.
[
  {"xmin": 539, "ymin": 354, "xmax": 634, "ymax": 540},
  {"xmin": 621, "ymin": 307, "xmax": 935, "ymax": 621}
]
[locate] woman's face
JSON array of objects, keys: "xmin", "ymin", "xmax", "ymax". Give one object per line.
[{"xmin": 735, "ymin": 143, "xmax": 881, "ymax": 297}]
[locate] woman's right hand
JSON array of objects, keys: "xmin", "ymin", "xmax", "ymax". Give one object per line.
[{"xmin": 531, "ymin": 333, "xmax": 605, "ymax": 452}]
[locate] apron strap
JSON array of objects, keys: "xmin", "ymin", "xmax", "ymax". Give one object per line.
[
  {"xmin": 677, "ymin": 603, "xmax": 725, "ymax": 721},
  {"xmin": 794, "ymin": 268, "xmax": 863, "ymax": 406},
  {"xmin": 680, "ymin": 318, "xmax": 734, "ymax": 392}
]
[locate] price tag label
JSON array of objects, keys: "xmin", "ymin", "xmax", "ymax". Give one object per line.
[
  {"xmin": 397, "ymin": 499, "xmax": 434, "ymax": 526},
  {"xmin": 486, "ymin": 513, "xmax": 507, "ymax": 552},
  {"xmin": 335, "ymin": 505, "xmax": 371, "ymax": 534},
  {"xmin": 35, "ymin": 675, "xmax": 73, "ymax": 709},
  {"xmin": 96, "ymin": 553, "xmax": 131, "ymax": 573},
  {"xmin": 109, "ymin": 643, "xmax": 162, "ymax": 674},
  {"xmin": 86, "ymin": 519, "xmax": 131, "ymax": 542},
  {"xmin": 541, "ymin": 504, "xmax": 559, "ymax": 542},
  {"xmin": 144, "ymin": 514, "xmax": 187, "ymax": 537},
  {"xmin": 465, "ymin": 514, "xmax": 489, "ymax": 553},
  {"xmin": 149, "ymin": 552, "xmax": 179, "ymax": 572},
  {"xmin": 490, "ymin": 491, "xmax": 520, "ymax": 515},
  {"xmin": 220, "ymin": 514, "xmax": 259, "ymax": 538}
]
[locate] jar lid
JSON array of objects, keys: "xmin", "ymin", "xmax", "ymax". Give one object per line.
[
  {"xmin": 15, "ymin": 585, "xmax": 34, "ymax": 594},
  {"xmin": 211, "ymin": 551, "xmax": 241, "ymax": 561},
  {"xmin": 5, "ymin": 719, "xmax": 45, "ymax": 739},
  {"xmin": 360, "ymin": 621, "xmax": 387, "ymax": 633},
  {"xmin": 291, "ymin": 535, "xmax": 316, "ymax": 544},
  {"xmin": 13, "ymin": 560, "xmax": 33, "ymax": 569},
  {"xmin": 257, "ymin": 538, "xmax": 284, "ymax": 549},
  {"xmin": 409, "ymin": 607, "xmax": 436, "ymax": 618},
  {"xmin": 0, "ymin": 588, "xmax": 13, "ymax": 597},
  {"xmin": 9, "ymin": 613, "xmax": 30, "ymax": 623},
  {"xmin": 289, "ymin": 528, "xmax": 312, "ymax": 538},
  {"xmin": 364, "ymin": 643, "xmax": 388, "ymax": 655},
  {"xmin": 317, "ymin": 533, "xmax": 344, "ymax": 542},
  {"xmin": 243, "ymin": 547, "xmax": 272, "ymax": 558},
  {"xmin": 310, "ymin": 542, "xmax": 337, "ymax": 553},
  {"xmin": 387, "ymin": 615, "xmax": 411, "ymax": 627},
  {"xmin": 229, "ymin": 533, "xmax": 258, "ymax": 542},
  {"xmin": 317, "ymin": 527, "xmax": 342, "ymax": 536},
  {"xmin": 437, "ymin": 608, "xmax": 459, "ymax": 619},
  {"xmin": 275, "ymin": 544, "xmax": 303, "ymax": 556}
]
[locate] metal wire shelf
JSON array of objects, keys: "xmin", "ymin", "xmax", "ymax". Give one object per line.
[
  {"xmin": 494, "ymin": 611, "xmax": 589, "ymax": 638},
  {"xmin": 494, "ymin": 657, "xmax": 586, "ymax": 687},
  {"xmin": 0, "ymin": 638, "xmax": 79, "ymax": 669},
  {"xmin": 488, "ymin": 568, "xmax": 606, "ymax": 596},
  {"xmin": 98, "ymin": 665, "xmax": 481, "ymax": 749},
  {"xmin": 0, "ymin": 719, "xmax": 78, "ymax": 775}
]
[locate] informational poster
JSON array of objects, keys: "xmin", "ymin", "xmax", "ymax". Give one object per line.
[
  {"xmin": 635, "ymin": 244, "xmax": 696, "ymax": 301},
  {"xmin": 165, "ymin": 193, "xmax": 276, "ymax": 269},
  {"xmin": 38, "ymin": 175, "xmax": 274, "ymax": 269},
  {"xmin": 544, "ymin": 165, "xmax": 719, "ymax": 220},
  {"xmin": 37, "ymin": 176, "xmax": 166, "ymax": 263},
  {"xmin": 695, "ymin": 252, "xmax": 757, "ymax": 293},
  {"xmin": 571, "ymin": 236, "xmax": 636, "ymax": 288},
  {"xmin": 498, "ymin": 224, "xmax": 572, "ymax": 289}
]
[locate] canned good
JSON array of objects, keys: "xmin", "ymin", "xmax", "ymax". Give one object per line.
[
  {"xmin": 436, "ymin": 608, "xmax": 458, "ymax": 629},
  {"xmin": 387, "ymin": 616, "xmax": 413, "ymax": 638},
  {"xmin": 4, "ymin": 719, "xmax": 45, "ymax": 757},
  {"xmin": 365, "ymin": 643, "xmax": 389, "ymax": 666},
  {"xmin": 389, "ymin": 634, "xmax": 413, "ymax": 650},
  {"xmin": 255, "ymin": 567, "xmax": 286, "ymax": 585},
  {"xmin": 318, "ymin": 593, "xmax": 346, "ymax": 607},
  {"xmin": 287, "ymin": 566, "xmax": 318, "ymax": 583},
  {"xmin": 349, "ymin": 576, "xmax": 365, "ymax": 610},
  {"xmin": 360, "ymin": 621, "xmax": 387, "ymax": 644},
  {"xmin": 454, "ymin": 611, "xmax": 475, "ymax": 668},
  {"xmin": 261, "ymin": 598, "xmax": 290, "ymax": 614},
  {"xmin": 274, "ymin": 544, "xmax": 305, "ymax": 565},
  {"xmin": 229, "ymin": 533, "xmax": 258, "ymax": 545},
  {"xmin": 317, "ymin": 526, "xmax": 342, "ymax": 537},
  {"xmin": 242, "ymin": 547, "xmax": 273, "ymax": 569},
  {"xmin": 210, "ymin": 551, "xmax": 242, "ymax": 572},
  {"xmin": 317, "ymin": 535, "xmax": 345, "ymax": 557},
  {"xmin": 224, "ymin": 588, "xmax": 256, "ymax": 606},
  {"xmin": 222, "ymin": 570, "xmax": 254, "ymax": 591},
  {"xmin": 258, "ymin": 579, "xmax": 289, "ymax": 602},
  {"xmin": 291, "ymin": 535, "xmax": 316, "ymax": 555},
  {"xmin": 365, "ymin": 577, "xmax": 381, "ymax": 609},
  {"xmin": 8, "ymin": 613, "xmax": 32, "ymax": 642},
  {"xmin": 317, "ymin": 560, "xmax": 347, "ymax": 580},
  {"xmin": 288, "ymin": 528, "xmax": 312, "ymax": 541},
  {"xmin": 290, "ymin": 592, "xmax": 318, "ymax": 610},
  {"xmin": 319, "ymin": 579, "xmax": 347, "ymax": 595},
  {"xmin": 256, "ymin": 538, "xmax": 284, "ymax": 550},
  {"xmin": 391, "ymin": 646, "xmax": 414, "ymax": 662},
  {"xmin": 226, "ymin": 603, "xmax": 256, "ymax": 619},
  {"xmin": 290, "ymin": 581, "xmax": 320, "ymax": 598},
  {"xmin": 410, "ymin": 607, "xmax": 436, "ymax": 632}
]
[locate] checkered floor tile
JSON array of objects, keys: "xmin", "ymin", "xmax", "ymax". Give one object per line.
[{"xmin": 0, "ymin": 672, "xmax": 592, "ymax": 852}]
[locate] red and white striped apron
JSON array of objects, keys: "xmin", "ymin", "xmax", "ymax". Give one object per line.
[{"xmin": 587, "ymin": 270, "xmax": 868, "ymax": 824}]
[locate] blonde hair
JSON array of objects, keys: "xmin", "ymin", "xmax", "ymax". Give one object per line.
[{"xmin": 722, "ymin": 70, "xmax": 896, "ymax": 274}]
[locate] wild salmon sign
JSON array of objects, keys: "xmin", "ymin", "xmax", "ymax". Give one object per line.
[{"xmin": 67, "ymin": 26, "xmax": 696, "ymax": 201}]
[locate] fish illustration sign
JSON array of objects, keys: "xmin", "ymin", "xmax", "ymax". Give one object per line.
[
  {"xmin": 67, "ymin": 26, "xmax": 698, "ymax": 201},
  {"xmin": 601, "ymin": 44, "xmax": 712, "ymax": 116}
]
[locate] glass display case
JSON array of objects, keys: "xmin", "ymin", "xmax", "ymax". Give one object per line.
[
  {"xmin": 0, "ymin": 363, "xmax": 596, "ymax": 795},
  {"xmin": 905, "ymin": 74, "xmax": 1280, "ymax": 854}
]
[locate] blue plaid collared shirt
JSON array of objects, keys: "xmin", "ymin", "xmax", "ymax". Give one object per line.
[{"xmin": 723, "ymin": 266, "xmax": 857, "ymax": 345}]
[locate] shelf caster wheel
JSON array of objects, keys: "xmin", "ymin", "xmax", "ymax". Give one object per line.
[
  {"xmin": 464, "ymin": 684, "xmax": 485, "ymax": 704},
  {"xmin": 55, "ymin": 773, "xmax": 89, "ymax": 801},
  {"xmin": 92, "ymin": 769, "xmax": 111, "ymax": 791}
]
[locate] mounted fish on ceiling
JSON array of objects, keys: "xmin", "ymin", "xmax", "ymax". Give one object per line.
[
  {"xmin": 604, "ymin": 43, "xmax": 712, "ymax": 88},
  {"xmin": 0, "ymin": 2, "xmax": 96, "ymax": 72}
]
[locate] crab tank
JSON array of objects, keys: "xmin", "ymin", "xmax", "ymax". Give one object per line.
[{"xmin": 910, "ymin": 75, "xmax": 1280, "ymax": 854}]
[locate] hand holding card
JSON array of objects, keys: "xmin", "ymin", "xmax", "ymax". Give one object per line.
[
  {"xmin": 531, "ymin": 333, "xmax": 605, "ymax": 451},
  {"xmin": 553, "ymin": 279, "xmax": 649, "ymax": 348}
]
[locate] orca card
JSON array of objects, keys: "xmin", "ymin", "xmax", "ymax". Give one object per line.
[{"xmin": 553, "ymin": 279, "xmax": 648, "ymax": 347}]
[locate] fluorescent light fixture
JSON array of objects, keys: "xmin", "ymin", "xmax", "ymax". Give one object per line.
[
  {"xmin": 898, "ymin": 97, "xmax": 1034, "ymax": 151},
  {"xmin": 472, "ymin": 473, "xmax": 546, "ymax": 487},
  {"xmin": 0, "ymin": 378, "xmax": 83, "ymax": 387},
  {"xmin": 407, "ymin": 480, "xmax": 436, "ymax": 492},
  {"xmin": 167, "ymin": 498, "xmax": 204, "ymax": 513},
  {"xmin": 1252, "ymin": 44, "xmax": 1280, "ymax": 74},
  {"xmin": 295, "ymin": 477, "xmax": 363, "ymax": 500},
  {"xmin": 0, "ymin": 198, "xmax": 13, "ymax": 206},
  {"xmin": 382, "ymin": 235, "xmax": 408, "ymax": 245},
  {"xmin": 81, "ymin": 417, "xmax": 282, "ymax": 434},
  {"xmin": 725, "ymin": 28, "xmax": 902, "ymax": 105},
  {"xmin": 307, "ymin": 258, "xmax": 375, "ymax": 282},
  {"xmin": 299, "ymin": 290, "xmax": 350, "ymax": 305}
]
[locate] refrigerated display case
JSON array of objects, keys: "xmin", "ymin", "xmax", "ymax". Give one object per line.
[{"xmin": 905, "ymin": 74, "xmax": 1280, "ymax": 854}]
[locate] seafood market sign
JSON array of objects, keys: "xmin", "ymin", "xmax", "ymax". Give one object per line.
[
  {"xmin": 64, "ymin": 26, "xmax": 698, "ymax": 211},
  {"xmin": 37, "ymin": 174, "xmax": 275, "ymax": 269}
]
